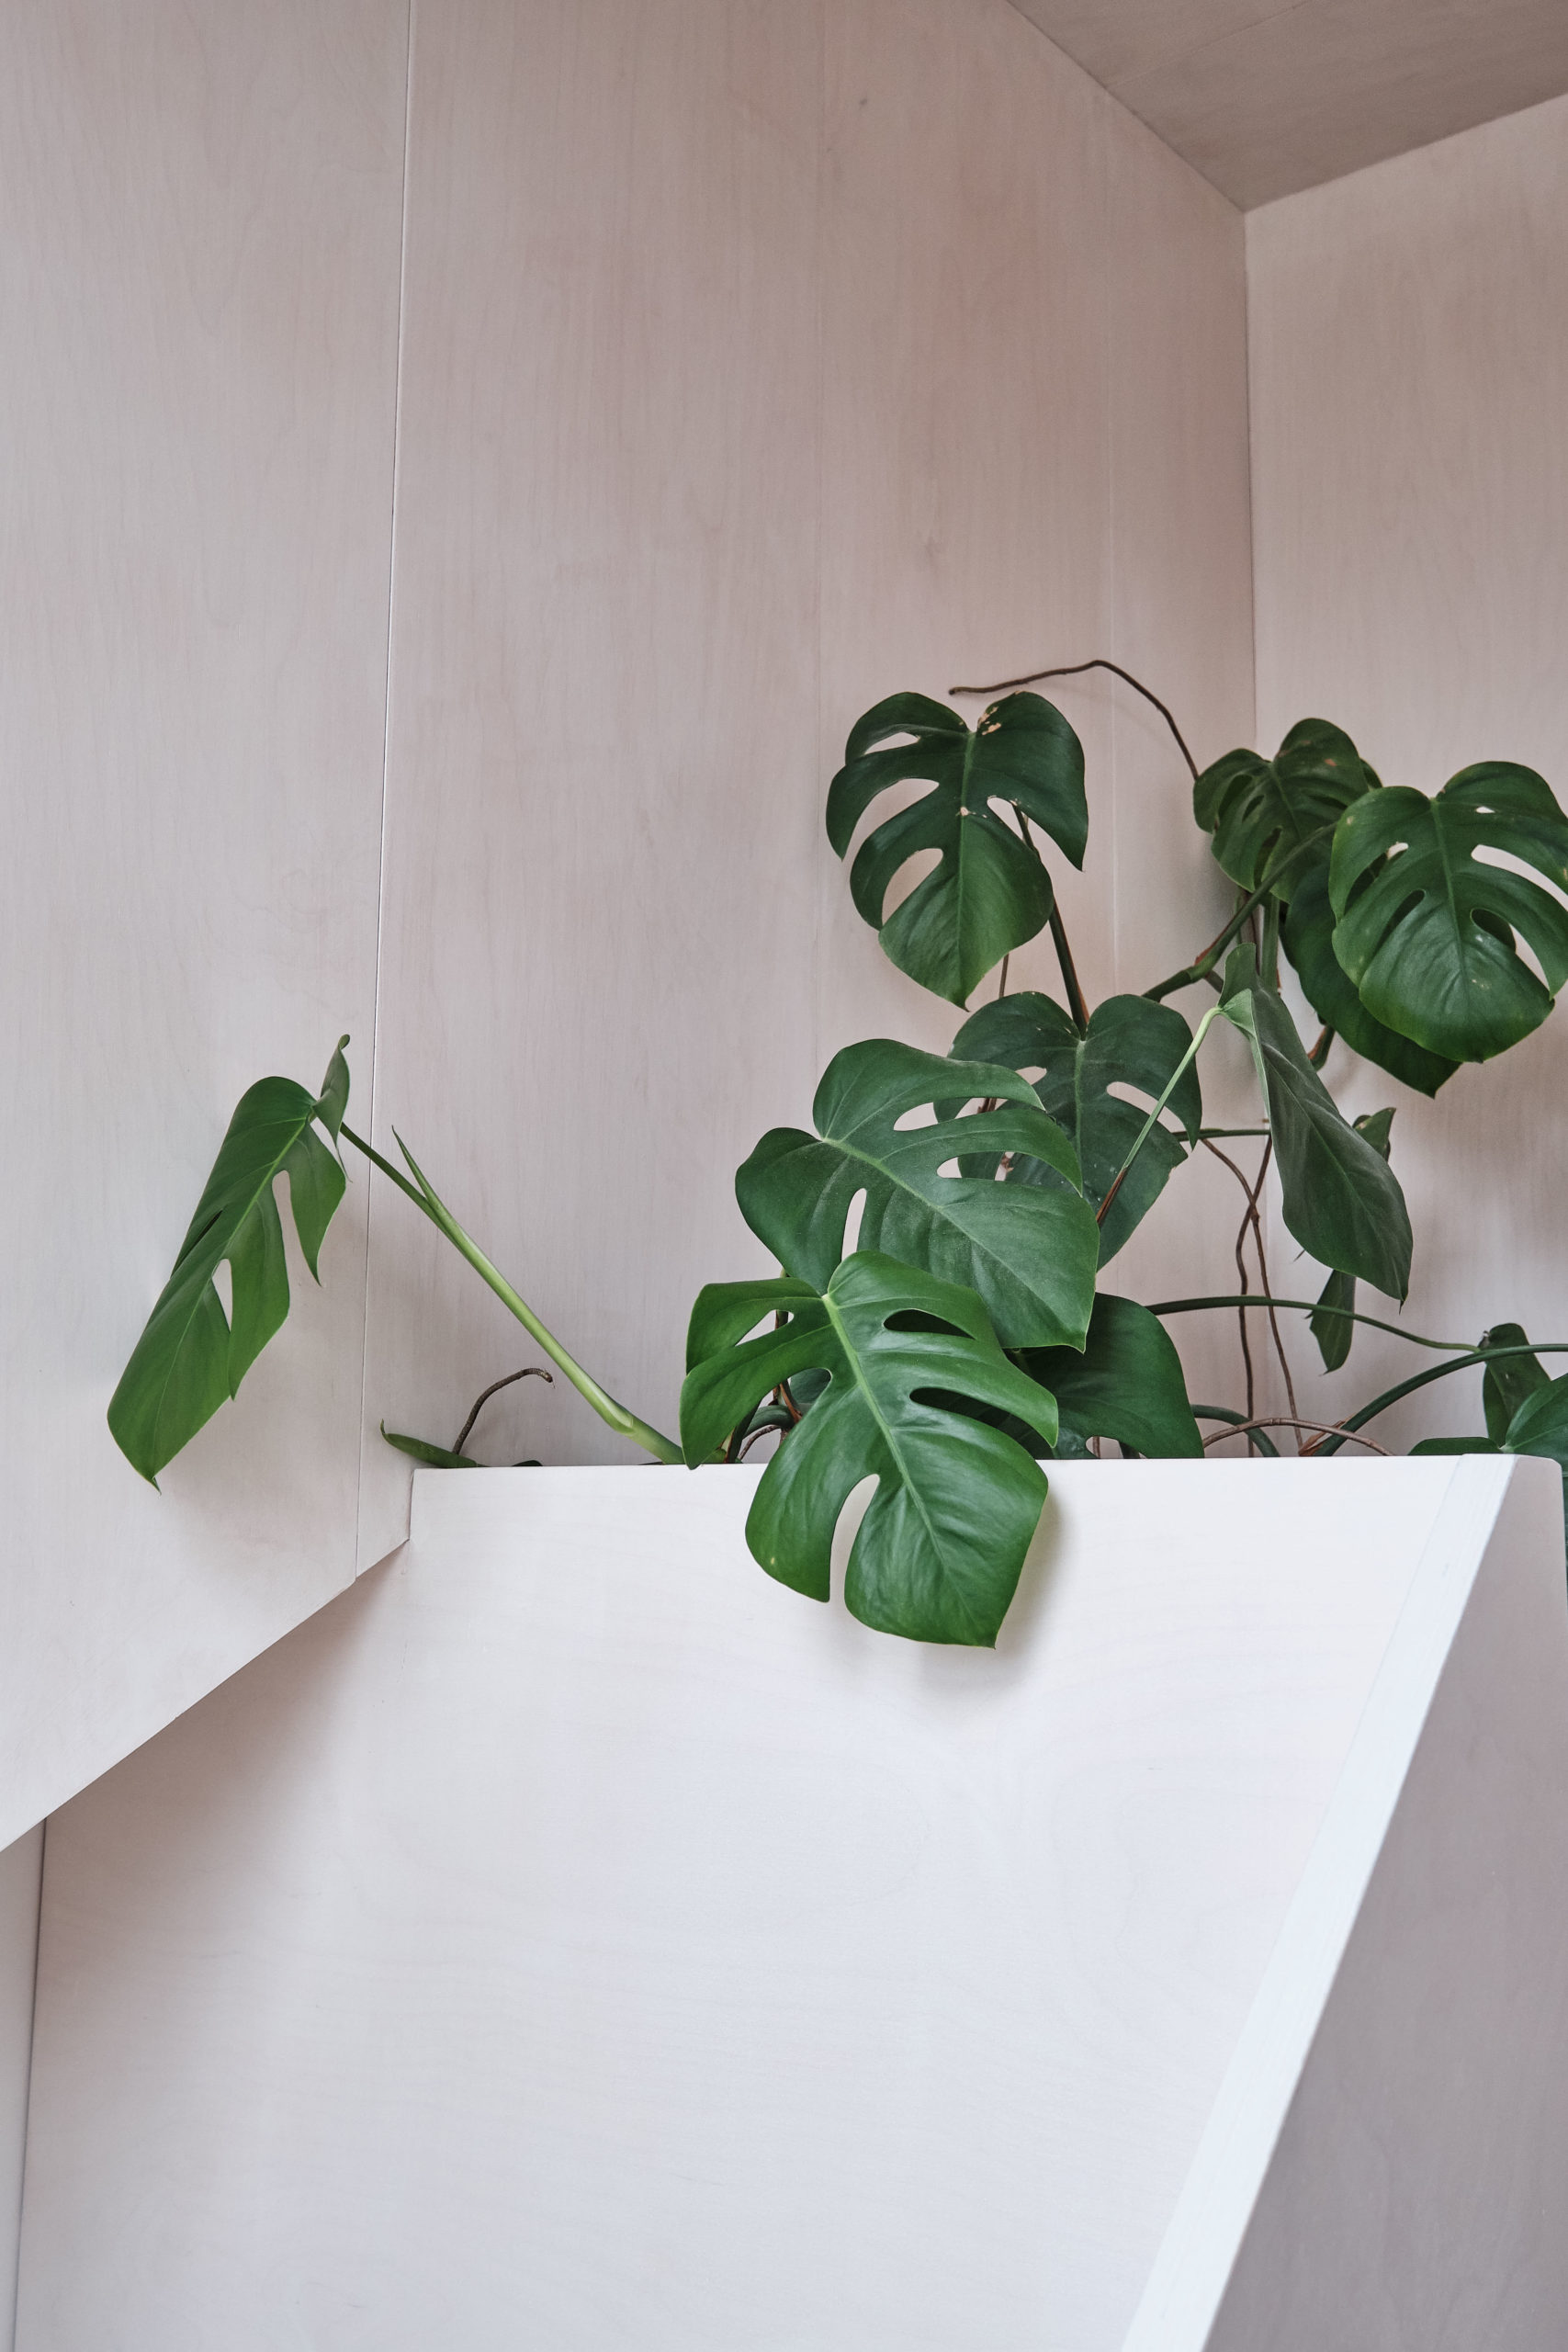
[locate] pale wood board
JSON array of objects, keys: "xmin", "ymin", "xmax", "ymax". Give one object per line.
[
  {"xmin": 1247, "ymin": 95, "xmax": 1568, "ymax": 1451},
  {"xmin": 0, "ymin": 0, "xmax": 409, "ymax": 1845}
]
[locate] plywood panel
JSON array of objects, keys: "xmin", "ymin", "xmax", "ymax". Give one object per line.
[
  {"xmin": 1008, "ymin": 0, "xmax": 1568, "ymax": 209},
  {"xmin": 0, "ymin": 1, "xmax": 408, "ymax": 1843},
  {"xmin": 818, "ymin": 0, "xmax": 1115, "ymax": 1065},
  {"xmin": 1247, "ymin": 96, "xmax": 1568, "ymax": 1450},
  {"xmin": 17, "ymin": 1458, "xmax": 1472, "ymax": 2350},
  {"xmin": 356, "ymin": 0, "xmax": 824, "ymax": 1556},
  {"xmin": 1095, "ymin": 103, "xmax": 1256, "ymax": 1413}
]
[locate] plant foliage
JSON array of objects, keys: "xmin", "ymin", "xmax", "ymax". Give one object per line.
[
  {"xmin": 108, "ymin": 1040, "xmax": 350, "ymax": 1484},
  {"xmin": 826, "ymin": 692, "xmax": 1086, "ymax": 1007}
]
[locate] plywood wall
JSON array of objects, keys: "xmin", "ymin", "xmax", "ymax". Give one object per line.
[
  {"xmin": 1, "ymin": 0, "xmax": 1253, "ymax": 1826},
  {"xmin": 1248, "ymin": 93, "xmax": 1568, "ymax": 1446},
  {"xmin": 0, "ymin": 0, "xmax": 410, "ymax": 1847},
  {"xmin": 356, "ymin": 0, "xmax": 1255, "ymax": 1555}
]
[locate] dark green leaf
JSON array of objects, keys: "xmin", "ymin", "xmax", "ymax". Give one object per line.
[
  {"xmin": 380, "ymin": 1425, "xmax": 478, "ymax": 1469},
  {"xmin": 1329, "ymin": 763, "xmax": 1568, "ymax": 1061},
  {"xmin": 1021, "ymin": 1293, "xmax": 1202, "ymax": 1457},
  {"xmin": 108, "ymin": 1040, "xmax": 352, "ymax": 1483},
  {"xmin": 1310, "ymin": 1269, "xmax": 1357, "ymax": 1374},
  {"xmin": 949, "ymin": 990, "xmax": 1201, "ymax": 1261},
  {"xmin": 735, "ymin": 1038, "xmax": 1099, "ymax": 1351},
  {"xmin": 1195, "ymin": 719, "xmax": 1374, "ymax": 900},
  {"xmin": 1481, "ymin": 1321, "xmax": 1551, "ymax": 1442},
  {"xmin": 681, "ymin": 1252, "xmax": 1058, "ymax": 1645},
  {"xmin": 826, "ymin": 691, "xmax": 1087, "ymax": 1007},
  {"xmin": 1222, "ymin": 973, "xmax": 1412, "ymax": 1299},
  {"xmin": 1281, "ymin": 865, "xmax": 1457, "ymax": 1096},
  {"xmin": 1410, "ymin": 1436, "xmax": 1503, "ymax": 1455},
  {"xmin": 1306, "ymin": 1112, "xmax": 1395, "ymax": 1371}
]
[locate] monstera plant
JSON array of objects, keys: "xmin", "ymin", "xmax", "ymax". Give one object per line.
[{"xmin": 110, "ymin": 660, "xmax": 1568, "ymax": 1647}]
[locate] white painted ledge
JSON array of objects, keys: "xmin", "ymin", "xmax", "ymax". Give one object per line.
[{"xmin": 14, "ymin": 1456, "xmax": 1568, "ymax": 2350}]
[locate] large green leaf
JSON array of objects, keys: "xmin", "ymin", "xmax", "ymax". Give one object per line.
[
  {"xmin": 680, "ymin": 1252, "xmax": 1057, "ymax": 1645},
  {"xmin": 949, "ymin": 990, "xmax": 1201, "ymax": 1261},
  {"xmin": 1413, "ymin": 1368, "xmax": 1568, "ymax": 1526},
  {"xmin": 1329, "ymin": 763, "xmax": 1568, "ymax": 1061},
  {"xmin": 1221, "ymin": 962, "xmax": 1412, "ymax": 1299},
  {"xmin": 1195, "ymin": 719, "xmax": 1373, "ymax": 900},
  {"xmin": 1021, "ymin": 1293, "xmax": 1202, "ymax": 1457},
  {"xmin": 1480, "ymin": 1322, "xmax": 1551, "ymax": 1442},
  {"xmin": 1306, "ymin": 1109, "xmax": 1394, "ymax": 1372},
  {"xmin": 826, "ymin": 691, "xmax": 1087, "ymax": 1007},
  {"xmin": 108, "ymin": 1038, "xmax": 351, "ymax": 1483},
  {"xmin": 735, "ymin": 1038, "xmax": 1099, "ymax": 1351},
  {"xmin": 1281, "ymin": 864, "xmax": 1458, "ymax": 1097}
]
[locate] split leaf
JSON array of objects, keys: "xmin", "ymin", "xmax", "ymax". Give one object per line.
[
  {"xmin": 107, "ymin": 1038, "xmax": 351, "ymax": 1483},
  {"xmin": 827, "ymin": 692, "xmax": 1086, "ymax": 1007},
  {"xmin": 681, "ymin": 1252, "xmax": 1058, "ymax": 1645},
  {"xmin": 950, "ymin": 990, "xmax": 1201, "ymax": 1261},
  {"xmin": 1329, "ymin": 763, "xmax": 1568, "ymax": 1061},
  {"xmin": 736, "ymin": 1037, "xmax": 1099, "ymax": 1351}
]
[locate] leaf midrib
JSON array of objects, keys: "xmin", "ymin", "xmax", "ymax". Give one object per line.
[{"xmin": 822, "ymin": 1284, "xmax": 948, "ymax": 1571}]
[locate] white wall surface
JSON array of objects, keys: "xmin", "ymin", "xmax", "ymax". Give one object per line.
[
  {"xmin": 1247, "ymin": 93, "xmax": 1568, "ymax": 1447},
  {"xmin": 19, "ymin": 1456, "xmax": 1540, "ymax": 2352},
  {"xmin": 0, "ymin": 0, "xmax": 409, "ymax": 1846}
]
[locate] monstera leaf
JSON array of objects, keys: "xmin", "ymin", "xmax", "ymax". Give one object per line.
[
  {"xmin": 1281, "ymin": 864, "xmax": 1457, "ymax": 1097},
  {"xmin": 735, "ymin": 1038, "xmax": 1099, "ymax": 1351},
  {"xmin": 1021, "ymin": 1293, "xmax": 1202, "ymax": 1456},
  {"xmin": 826, "ymin": 691, "xmax": 1087, "ymax": 1006},
  {"xmin": 950, "ymin": 991, "xmax": 1201, "ymax": 1261},
  {"xmin": 1221, "ymin": 957, "xmax": 1412, "ymax": 1299},
  {"xmin": 1307, "ymin": 1109, "xmax": 1395, "ymax": 1371},
  {"xmin": 1480, "ymin": 1322, "xmax": 1551, "ymax": 1441},
  {"xmin": 108, "ymin": 1038, "xmax": 351, "ymax": 1483},
  {"xmin": 680, "ymin": 1252, "xmax": 1058, "ymax": 1645},
  {"xmin": 1329, "ymin": 763, "xmax": 1568, "ymax": 1061},
  {"xmin": 1195, "ymin": 719, "xmax": 1373, "ymax": 900},
  {"xmin": 1413, "ymin": 1353, "xmax": 1568, "ymax": 1523}
]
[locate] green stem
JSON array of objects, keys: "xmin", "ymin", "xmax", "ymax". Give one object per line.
[
  {"xmin": 1313, "ymin": 1343, "xmax": 1568, "ymax": 1455},
  {"xmin": 1047, "ymin": 903, "xmax": 1090, "ymax": 1032},
  {"xmin": 1261, "ymin": 896, "xmax": 1280, "ymax": 989},
  {"xmin": 386, "ymin": 1132, "xmax": 683, "ymax": 1466},
  {"xmin": 1097, "ymin": 1002, "xmax": 1222, "ymax": 1228},
  {"xmin": 1149, "ymin": 1294, "xmax": 1477, "ymax": 1352},
  {"xmin": 343, "ymin": 1124, "xmax": 441, "ymax": 1227},
  {"xmin": 1192, "ymin": 1405, "xmax": 1280, "ymax": 1457}
]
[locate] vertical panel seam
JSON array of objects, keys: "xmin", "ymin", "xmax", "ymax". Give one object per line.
[{"xmin": 355, "ymin": 0, "xmax": 416, "ymax": 1575}]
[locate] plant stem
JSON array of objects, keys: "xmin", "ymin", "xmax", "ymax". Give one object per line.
[
  {"xmin": 1048, "ymin": 905, "xmax": 1090, "ymax": 1031},
  {"xmin": 390, "ymin": 1134, "xmax": 684, "ymax": 1466},
  {"xmin": 1144, "ymin": 877, "xmax": 1274, "ymax": 1002},
  {"xmin": 1192, "ymin": 1406, "xmax": 1280, "ymax": 1457},
  {"xmin": 1311, "ymin": 1342, "xmax": 1568, "ymax": 1455},
  {"xmin": 1308, "ymin": 1025, "xmax": 1334, "ymax": 1070},
  {"xmin": 947, "ymin": 656, "xmax": 1200, "ymax": 784},
  {"xmin": 452, "ymin": 1365, "xmax": 552, "ymax": 1456},
  {"xmin": 1203, "ymin": 1136, "xmax": 1300, "ymax": 1433},
  {"xmin": 343, "ymin": 1125, "xmax": 441, "ymax": 1227},
  {"xmin": 1149, "ymin": 1295, "xmax": 1480, "ymax": 1352},
  {"xmin": 1097, "ymin": 1001, "xmax": 1222, "ymax": 1230},
  {"xmin": 1204, "ymin": 1416, "xmax": 1389, "ymax": 1456}
]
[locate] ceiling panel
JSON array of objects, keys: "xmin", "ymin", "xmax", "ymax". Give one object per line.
[{"xmin": 1008, "ymin": 0, "xmax": 1568, "ymax": 208}]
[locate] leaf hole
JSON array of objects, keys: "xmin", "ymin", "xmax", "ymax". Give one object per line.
[{"xmin": 842, "ymin": 1187, "xmax": 867, "ymax": 1254}]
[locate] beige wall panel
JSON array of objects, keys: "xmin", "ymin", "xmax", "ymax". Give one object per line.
[
  {"xmin": 1247, "ymin": 96, "xmax": 1568, "ymax": 1448},
  {"xmin": 0, "ymin": 2, "xmax": 408, "ymax": 1843},
  {"xmin": 1098, "ymin": 106, "xmax": 1256, "ymax": 1416},
  {"xmin": 358, "ymin": 0, "xmax": 824, "ymax": 1546},
  {"xmin": 817, "ymin": 0, "xmax": 1115, "ymax": 1067}
]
